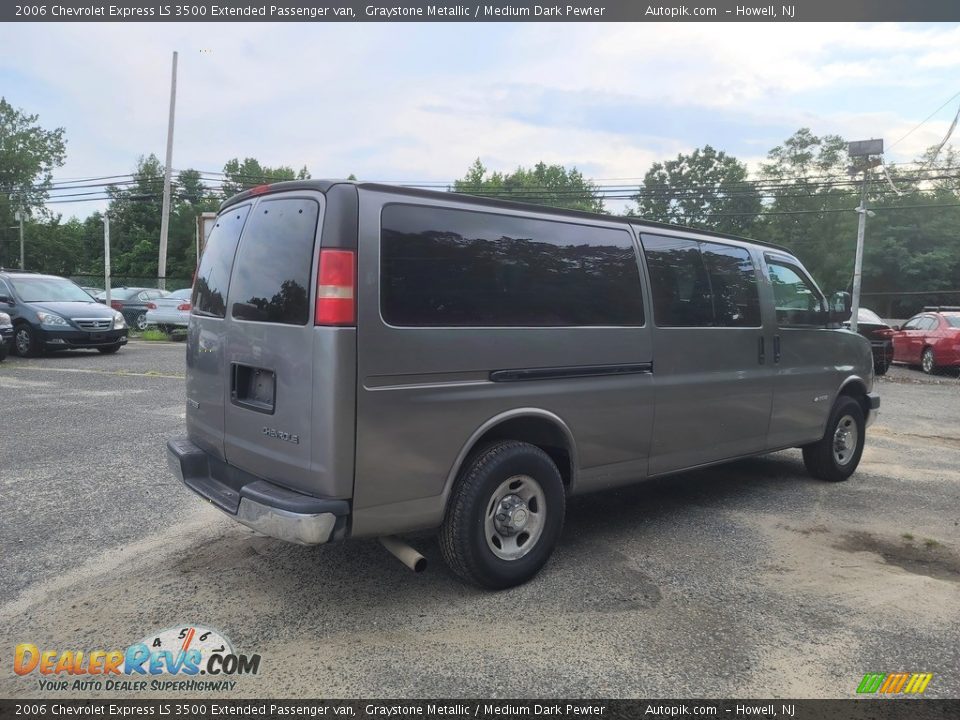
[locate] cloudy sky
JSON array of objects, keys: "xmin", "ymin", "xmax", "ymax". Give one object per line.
[{"xmin": 2, "ymin": 21, "xmax": 959, "ymax": 217}]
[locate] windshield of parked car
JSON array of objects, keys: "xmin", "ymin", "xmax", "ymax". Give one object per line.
[
  {"xmin": 945, "ymin": 315, "xmax": 960, "ymax": 328},
  {"xmin": 857, "ymin": 308, "xmax": 883, "ymax": 324},
  {"xmin": 10, "ymin": 276, "xmax": 94, "ymax": 303}
]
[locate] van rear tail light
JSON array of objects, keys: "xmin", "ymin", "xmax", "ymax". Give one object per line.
[
  {"xmin": 315, "ymin": 249, "xmax": 355, "ymax": 326},
  {"xmin": 177, "ymin": 302, "xmax": 191, "ymax": 311}
]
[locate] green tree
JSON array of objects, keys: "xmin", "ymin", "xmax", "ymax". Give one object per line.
[
  {"xmin": 0, "ymin": 98, "xmax": 66, "ymax": 267},
  {"xmin": 220, "ymin": 158, "xmax": 310, "ymax": 198},
  {"xmin": 631, "ymin": 145, "xmax": 762, "ymax": 236},
  {"xmin": 757, "ymin": 129, "xmax": 857, "ymax": 294},
  {"xmin": 453, "ymin": 159, "xmax": 604, "ymax": 213}
]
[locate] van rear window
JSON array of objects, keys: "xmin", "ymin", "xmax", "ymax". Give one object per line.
[
  {"xmin": 229, "ymin": 198, "xmax": 319, "ymax": 325},
  {"xmin": 193, "ymin": 205, "xmax": 250, "ymax": 318},
  {"xmin": 380, "ymin": 205, "xmax": 644, "ymax": 327}
]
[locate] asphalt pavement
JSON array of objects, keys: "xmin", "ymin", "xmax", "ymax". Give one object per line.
[{"xmin": 1, "ymin": 345, "xmax": 957, "ymax": 698}]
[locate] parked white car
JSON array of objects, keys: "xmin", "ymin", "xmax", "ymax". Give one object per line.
[{"xmin": 145, "ymin": 288, "xmax": 192, "ymax": 332}]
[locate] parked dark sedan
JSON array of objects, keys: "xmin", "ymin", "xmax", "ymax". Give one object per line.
[
  {"xmin": 846, "ymin": 307, "xmax": 894, "ymax": 375},
  {"xmin": 0, "ymin": 310, "xmax": 12, "ymax": 361},
  {"xmin": 95, "ymin": 287, "xmax": 169, "ymax": 331},
  {"xmin": 0, "ymin": 270, "xmax": 128, "ymax": 356}
]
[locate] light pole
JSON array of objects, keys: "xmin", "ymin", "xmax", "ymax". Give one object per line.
[
  {"xmin": 158, "ymin": 50, "xmax": 178, "ymax": 291},
  {"xmin": 846, "ymin": 139, "xmax": 883, "ymax": 333},
  {"xmin": 13, "ymin": 209, "xmax": 24, "ymax": 269}
]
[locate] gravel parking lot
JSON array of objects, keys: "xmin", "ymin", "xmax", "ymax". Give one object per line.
[{"xmin": 1, "ymin": 345, "xmax": 958, "ymax": 698}]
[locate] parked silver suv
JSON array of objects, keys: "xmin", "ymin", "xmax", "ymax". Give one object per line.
[{"xmin": 168, "ymin": 180, "xmax": 878, "ymax": 589}]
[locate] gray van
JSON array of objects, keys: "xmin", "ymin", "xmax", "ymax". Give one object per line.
[{"xmin": 167, "ymin": 180, "xmax": 879, "ymax": 589}]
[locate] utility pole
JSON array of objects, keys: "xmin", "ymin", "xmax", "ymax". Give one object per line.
[
  {"xmin": 103, "ymin": 213, "xmax": 112, "ymax": 309},
  {"xmin": 14, "ymin": 209, "xmax": 24, "ymax": 269},
  {"xmin": 846, "ymin": 139, "xmax": 883, "ymax": 333},
  {"xmin": 158, "ymin": 50, "xmax": 178, "ymax": 291}
]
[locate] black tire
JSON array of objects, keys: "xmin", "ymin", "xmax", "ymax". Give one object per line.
[
  {"xmin": 874, "ymin": 361, "xmax": 889, "ymax": 376},
  {"xmin": 440, "ymin": 440, "xmax": 565, "ymax": 590},
  {"xmin": 921, "ymin": 347, "xmax": 936, "ymax": 375},
  {"xmin": 97, "ymin": 344, "xmax": 121, "ymax": 354},
  {"xmin": 13, "ymin": 323, "xmax": 42, "ymax": 358},
  {"xmin": 0, "ymin": 342, "xmax": 7, "ymax": 362},
  {"xmin": 802, "ymin": 396, "xmax": 865, "ymax": 482}
]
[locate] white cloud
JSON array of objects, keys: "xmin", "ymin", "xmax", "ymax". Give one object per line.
[{"xmin": 0, "ymin": 21, "xmax": 958, "ymax": 220}]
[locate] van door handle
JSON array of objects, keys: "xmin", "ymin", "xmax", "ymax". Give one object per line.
[
  {"xmin": 758, "ymin": 336, "xmax": 765, "ymax": 365},
  {"xmin": 773, "ymin": 335, "xmax": 782, "ymax": 363}
]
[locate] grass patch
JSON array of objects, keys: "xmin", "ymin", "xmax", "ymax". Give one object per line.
[
  {"xmin": 140, "ymin": 329, "xmax": 169, "ymax": 341},
  {"xmin": 924, "ymin": 538, "xmax": 940, "ymax": 548},
  {"xmin": 901, "ymin": 533, "xmax": 914, "ymax": 541}
]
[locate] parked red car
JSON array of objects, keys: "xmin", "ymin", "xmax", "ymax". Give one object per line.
[{"xmin": 892, "ymin": 307, "xmax": 960, "ymax": 374}]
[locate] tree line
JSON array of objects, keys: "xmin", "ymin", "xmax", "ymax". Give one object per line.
[{"xmin": 2, "ymin": 96, "xmax": 958, "ymax": 315}]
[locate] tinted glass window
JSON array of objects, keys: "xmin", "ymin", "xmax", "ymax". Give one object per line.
[
  {"xmin": 767, "ymin": 260, "xmax": 825, "ymax": 327},
  {"xmin": 194, "ymin": 205, "xmax": 250, "ymax": 318},
  {"xmin": 642, "ymin": 236, "xmax": 713, "ymax": 327},
  {"xmin": 919, "ymin": 316, "xmax": 938, "ymax": 330},
  {"xmin": 945, "ymin": 315, "xmax": 960, "ymax": 329},
  {"xmin": 902, "ymin": 317, "xmax": 922, "ymax": 330},
  {"xmin": 380, "ymin": 205, "xmax": 643, "ymax": 327},
  {"xmin": 230, "ymin": 198, "xmax": 319, "ymax": 325},
  {"xmin": 701, "ymin": 242, "xmax": 761, "ymax": 327}
]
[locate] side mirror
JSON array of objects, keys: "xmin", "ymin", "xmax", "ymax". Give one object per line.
[
  {"xmin": 831, "ymin": 291, "xmax": 852, "ymax": 314},
  {"xmin": 0, "ymin": 295, "xmax": 13, "ymax": 305},
  {"xmin": 892, "ymin": 325, "xmax": 901, "ymax": 331}
]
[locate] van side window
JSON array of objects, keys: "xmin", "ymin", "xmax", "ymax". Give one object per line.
[
  {"xmin": 380, "ymin": 204, "xmax": 644, "ymax": 327},
  {"xmin": 230, "ymin": 198, "xmax": 319, "ymax": 325},
  {"xmin": 194, "ymin": 205, "xmax": 251, "ymax": 318},
  {"xmin": 641, "ymin": 236, "xmax": 713, "ymax": 327},
  {"xmin": 766, "ymin": 260, "xmax": 825, "ymax": 327},
  {"xmin": 700, "ymin": 242, "xmax": 761, "ymax": 327}
]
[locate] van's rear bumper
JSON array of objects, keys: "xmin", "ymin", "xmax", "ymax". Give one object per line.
[{"xmin": 167, "ymin": 437, "xmax": 349, "ymax": 545}]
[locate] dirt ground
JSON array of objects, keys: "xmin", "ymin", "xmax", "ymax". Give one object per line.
[{"xmin": 1, "ymin": 347, "xmax": 957, "ymax": 698}]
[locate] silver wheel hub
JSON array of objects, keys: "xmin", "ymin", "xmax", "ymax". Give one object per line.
[
  {"xmin": 832, "ymin": 414, "xmax": 858, "ymax": 466},
  {"xmin": 494, "ymin": 494, "xmax": 529, "ymax": 536},
  {"xmin": 15, "ymin": 329, "xmax": 29, "ymax": 354},
  {"xmin": 484, "ymin": 475, "xmax": 546, "ymax": 561}
]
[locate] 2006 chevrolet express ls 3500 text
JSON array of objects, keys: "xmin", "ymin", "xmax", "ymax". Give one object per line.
[{"xmin": 167, "ymin": 180, "xmax": 878, "ymax": 589}]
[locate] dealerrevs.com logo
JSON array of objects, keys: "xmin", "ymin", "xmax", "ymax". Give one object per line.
[{"xmin": 14, "ymin": 624, "xmax": 261, "ymax": 693}]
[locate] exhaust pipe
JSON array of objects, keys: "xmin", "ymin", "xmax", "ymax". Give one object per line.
[{"xmin": 379, "ymin": 536, "xmax": 427, "ymax": 573}]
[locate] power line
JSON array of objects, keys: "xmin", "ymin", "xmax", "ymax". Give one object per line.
[{"xmin": 889, "ymin": 89, "xmax": 960, "ymax": 150}]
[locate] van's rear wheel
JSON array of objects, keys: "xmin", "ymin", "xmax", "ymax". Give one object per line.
[
  {"xmin": 802, "ymin": 396, "xmax": 865, "ymax": 482},
  {"xmin": 440, "ymin": 440, "xmax": 565, "ymax": 589}
]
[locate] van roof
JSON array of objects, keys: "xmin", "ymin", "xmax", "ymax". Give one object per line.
[{"xmin": 220, "ymin": 179, "xmax": 793, "ymax": 255}]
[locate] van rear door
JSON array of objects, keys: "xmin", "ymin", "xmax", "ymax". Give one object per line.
[
  {"xmin": 186, "ymin": 204, "xmax": 252, "ymax": 459},
  {"xmin": 220, "ymin": 193, "xmax": 326, "ymax": 494},
  {"xmin": 187, "ymin": 187, "xmax": 357, "ymax": 503}
]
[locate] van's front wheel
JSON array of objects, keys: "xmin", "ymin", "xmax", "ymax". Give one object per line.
[
  {"xmin": 440, "ymin": 441, "xmax": 565, "ymax": 589},
  {"xmin": 802, "ymin": 396, "xmax": 865, "ymax": 482}
]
